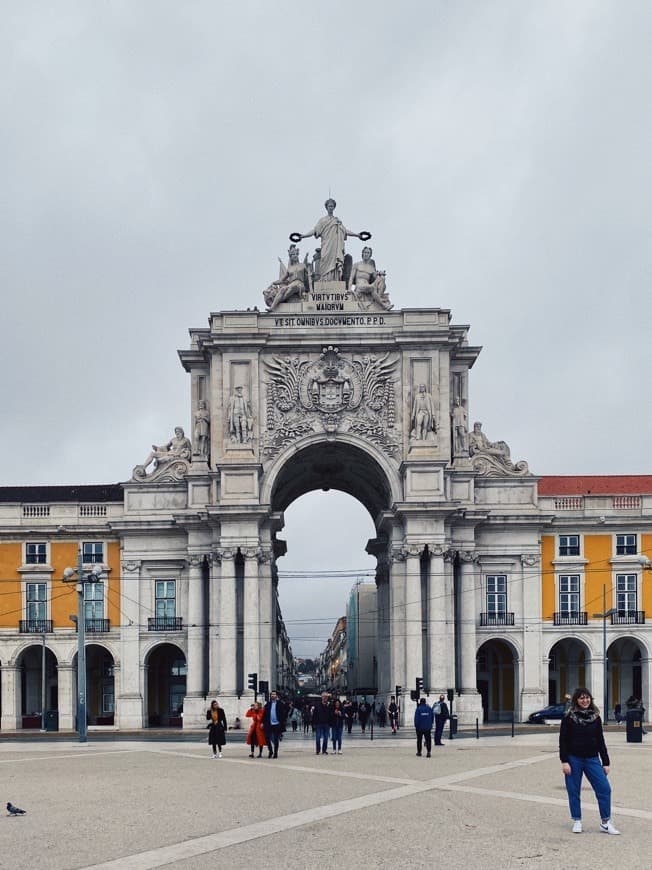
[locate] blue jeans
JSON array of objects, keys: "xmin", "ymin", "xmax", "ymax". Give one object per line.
[
  {"xmin": 315, "ymin": 724, "xmax": 329, "ymax": 752},
  {"xmin": 564, "ymin": 754, "xmax": 611, "ymax": 820},
  {"xmin": 331, "ymin": 723, "xmax": 343, "ymax": 751}
]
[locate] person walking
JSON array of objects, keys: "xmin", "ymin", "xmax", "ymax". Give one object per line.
[
  {"xmin": 331, "ymin": 699, "xmax": 344, "ymax": 754},
  {"xmin": 262, "ymin": 691, "xmax": 287, "ymax": 759},
  {"xmin": 559, "ymin": 687, "xmax": 620, "ymax": 835},
  {"xmin": 312, "ymin": 692, "xmax": 332, "ymax": 755},
  {"xmin": 245, "ymin": 701, "xmax": 266, "ymax": 758},
  {"xmin": 414, "ymin": 698, "xmax": 434, "ymax": 757},
  {"xmin": 432, "ymin": 694, "xmax": 450, "ymax": 746},
  {"xmin": 388, "ymin": 696, "xmax": 399, "ymax": 733},
  {"xmin": 358, "ymin": 699, "xmax": 370, "ymax": 734},
  {"xmin": 343, "ymin": 699, "xmax": 355, "ymax": 734},
  {"xmin": 206, "ymin": 699, "xmax": 227, "ymax": 759}
]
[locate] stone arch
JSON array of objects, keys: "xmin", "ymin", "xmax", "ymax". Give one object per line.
[
  {"xmin": 546, "ymin": 637, "xmax": 592, "ymax": 704},
  {"xmin": 144, "ymin": 642, "xmax": 187, "ymax": 727},
  {"xmin": 262, "ymin": 434, "xmax": 400, "ymax": 520},
  {"xmin": 476, "ymin": 638, "xmax": 520, "ymax": 722},
  {"xmin": 71, "ymin": 643, "xmax": 116, "ymax": 726},
  {"xmin": 15, "ymin": 643, "xmax": 59, "ymax": 728},
  {"xmin": 608, "ymin": 635, "xmax": 649, "ymax": 714}
]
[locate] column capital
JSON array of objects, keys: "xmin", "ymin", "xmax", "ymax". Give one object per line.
[
  {"xmin": 122, "ymin": 560, "xmax": 141, "ymax": 573},
  {"xmin": 521, "ymin": 554, "xmax": 539, "ymax": 567},
  {"xmin": 427, "ymin": 543, "xmax": 445, "ymax": 557},
  {"xmin": 458, "ymin": 550, "xmax": 478, "ymax": 564},
  {"xmin": 188, "ymin": 554, "xmax": 204, "ymax": 569}
]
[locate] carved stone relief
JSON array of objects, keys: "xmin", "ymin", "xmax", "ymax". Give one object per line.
[
  {"xmin": 263, "ymin": 346, "xmax": 399, "ymax": 457},
  {"xmin": 469, "ymin": 421, "xmax": 530, "ymax": 477},
  {"xmin": 192, "ymin": 400, "xmax": 210, "ymax": 461},
  {"xmin": 410, "ymin": 383, "xmax": 437, "ymax": 442},
  {"xmin": 132, "ymin": 427, "xmax": 192, "ymax": 482},
  {"xmin": 226, "ymin": 386, "xmax": 254, "ymax": 445}
]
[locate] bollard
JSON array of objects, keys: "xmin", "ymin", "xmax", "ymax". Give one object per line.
[
  {"xmin": 511, "ymin": 716, "xmax": 515, "ymax": 738},
  {"xmin": 476, "ymin": 718, "xmax": 479, "ymax": 739}
]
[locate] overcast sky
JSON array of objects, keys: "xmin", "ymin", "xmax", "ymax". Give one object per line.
[{"xmin": 3, "ymin": 2, "xmax": 651, "ymax": 655}]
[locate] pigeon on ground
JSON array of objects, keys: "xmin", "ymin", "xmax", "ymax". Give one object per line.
[{"xmin": 7, "ymin": 802, "xmax": 26, "ymax": 816}]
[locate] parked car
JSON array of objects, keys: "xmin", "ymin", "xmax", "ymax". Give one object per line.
[{"xmin": 527, "ymin": 703, "xmax": 566, "ymax": 724}]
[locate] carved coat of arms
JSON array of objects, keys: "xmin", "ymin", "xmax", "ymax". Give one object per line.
[{"xmin": 264, "ymin": 346, "xmax": 398, "ymax": 456}]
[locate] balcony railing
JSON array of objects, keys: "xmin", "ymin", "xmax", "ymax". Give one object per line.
[
  {"xmin": 480, "ymin": 612, "xmax": 515, "ymax": 626},
  {"xmin": 554, "ymin": 612, "xmax": 588, "ymax": 626},
  {"xmin": 611, "ymin": 611, "xmax": 645, "ymax": 625},
  {"xmin": 19, "ymin": 619, "xmax": 53, "ymax": 633},
  {"xmin": 83, "ymin": 618, "xmax": 111, "ymax": 633},
  {"xmin": 148, "ymin": 616, "xmax": 183, "ymax": 631}
]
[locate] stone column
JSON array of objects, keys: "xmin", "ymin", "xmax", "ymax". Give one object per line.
[
  {"xmin": 207, "ymin": 550, "xmax": 222, "ymax": 695},
  {"xmin": 183, "ymin": 553, "xmax": 206, "ymax": 727},
  {"xmin": 0, "ymin": 665, "xmax": 19, "ymax": 730},
  {"xmin": 56, "ymin": 663, "xmax": 74, "ymax": 731},
  {"xmin": 217, "ymin": 549, "xmax": 237, "ymax": 699},
  {"xmin": 375, "ymin": 553, "xmax": 391, "ymax": 697},
  {"xmin": 404, "ymin": 544, "xmax": 423, "ymax": 693},
  {"xmin": 427, "ymin": 545, "xmax": 448, "ymax": 692},
  {"xmin": 257, "ymin": 548, "xmax": 274, "ymax": 687},
  {"xmin": 389, "ymin": 547, "xmax": 406, "ymax": 695},
  {"xmin": 118, "ymin": 560, "xmax": 144, "ymax": 729},
  {"xmin": 456, "ymin": 550, "xmax": 483, "ymax": 723},
  {"xmin": 243, "ymin": 548, "xmax": 261, "ymax": 696},
  {"xmin": 519, "ymin": 554, "xmax": 546, "ymax": 719}
]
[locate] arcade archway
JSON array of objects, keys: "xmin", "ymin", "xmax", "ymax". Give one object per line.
[
  {"xmin": 476, "ymin": 639, "xmax": 518, "ymax": 722},
  {"xmin": 146, "ymin": 643, "xmax": 186, "ymax": 727},
  {"xmin": 547, "ymin": 638, "xmax": 590, "ymax": 704},
  {"xmin": 16, "ymin": 644, "xmax": 58, "ymax": 728}
]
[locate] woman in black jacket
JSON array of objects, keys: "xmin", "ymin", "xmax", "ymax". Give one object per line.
[
  {"xmin": 206, "ymin": 699, "xmax": 227, "ymax": 758},
  {"xmin": 559, "ymin": 687, "xmax": 619, "ymax": 835}
]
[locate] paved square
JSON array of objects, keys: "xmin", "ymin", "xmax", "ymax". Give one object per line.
[{"xmin": 1, "ymin": 730, "xmax": 651, "ymax": 869}]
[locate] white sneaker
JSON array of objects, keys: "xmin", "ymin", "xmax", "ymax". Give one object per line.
[
  {"xmin": 218, "ymin": 751, "xmax": 222, "ymax": 758},
  {"xmin": 600, "ymin": 820, "xmax": 620, "ymax": 835},
  {"xmin": 572, "ymin": 820, "xmax": 582, "ymax": 833}
]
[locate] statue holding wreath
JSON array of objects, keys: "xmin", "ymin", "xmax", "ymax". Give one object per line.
[{"xmin": 290, "ymin": 198, "xmax": 371, "ymax": 283}]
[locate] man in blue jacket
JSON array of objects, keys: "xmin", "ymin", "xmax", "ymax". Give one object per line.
[{"xmin": 414, "ymin": 698, "xmax": 434, "ymax": 757}]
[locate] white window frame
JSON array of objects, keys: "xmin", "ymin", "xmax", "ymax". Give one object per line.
[
  {"xmin": 82, "ymin": 541, "xmax": 105, "ymax": 565},
  {"xmin": 486, "ymin": 574, "xmax": 507, "ymax": 615},
  {"xmin": 25, "ymin": 581, "xmax": 48, "ymax": 626},
  {"xmin": 155, "ymin": 580, "xmax": 177, "ymax": 619},
  {"xmin": 83, "ymin": 581, "xmax": 105, "ymax": 621},
  {"xmin": 24, "ymin": 542, "xmax": 48, "ymax": 565},
  {"xmin": 616, "ymin": 573, "xmax": 638, "ymax": 614},
  {"xmin": 559, "ymin": 574, "xmax": 581, "ymax": 615},
  {"xmin": 558, "ymin": 535, "xmax": 580, "ymax": 557},
  {"xmin": 615, "ymin": 534, "xmax": 637, "ymax": 556}
]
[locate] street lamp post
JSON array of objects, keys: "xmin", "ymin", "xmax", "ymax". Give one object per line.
[
  {"xmin": 63, "ymin": 549, "xmax": 103, "ymax": 743},
  {"xmin": 593, "ymin": 584, "xmax": 617, "ymax": 723}
]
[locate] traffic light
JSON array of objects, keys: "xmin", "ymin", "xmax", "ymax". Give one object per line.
[
  {"xmin": 395, "ymin": 685, "xmax": 402, "ymax": 698},
  {"xmin": 415, "ymin": 677, "xmax": 423, "ymax": 697},
  {"xmin": 258, "ymin": 679, "xmax": 269, "ymax": 700},
  {"xmin": 248, "ymin": 672, "xmax": 258, "ymax": 693}
]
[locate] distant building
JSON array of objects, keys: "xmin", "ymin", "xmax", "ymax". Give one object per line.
[{"xmin": 347, "ymin": 582, "xmax": 378, "ymax": 695}]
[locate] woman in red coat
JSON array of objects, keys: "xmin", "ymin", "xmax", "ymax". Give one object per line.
[{"xmin": 246, "ymin": 701, "xmax": 267, "ymax": 758}]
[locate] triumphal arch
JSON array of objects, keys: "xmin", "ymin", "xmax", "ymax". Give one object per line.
[{"xmin": 122, "ymin": 199, "xmax": 540, "ymax": 726}]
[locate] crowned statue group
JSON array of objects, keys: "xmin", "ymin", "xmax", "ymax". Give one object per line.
[
  {"xmin": 263, "ymin": 198, "xmax": 393, "ymax": 311},
  {"xmin": 129, "ymin": 198, "xmax": 529, "ymax": 482}
]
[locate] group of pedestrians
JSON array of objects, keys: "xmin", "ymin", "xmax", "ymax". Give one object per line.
[
  {"xmin": 206, "ymin": 691, "xmax": 289, "ymax": 760},
  {"xmin": 413, "ymin": 693, "xmax": 450, "ymax": 757},
  {"xmin": 311, "ymin": 692, "xmax": 345, "ymax": 753}
]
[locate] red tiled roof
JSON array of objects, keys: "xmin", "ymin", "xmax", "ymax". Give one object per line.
[{"xmin": 538, "ymin": 476, "xmax": 652, "ymax": 496}]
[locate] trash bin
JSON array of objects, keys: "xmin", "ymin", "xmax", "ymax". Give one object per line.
[
  {"xmin": 626, "ymin": 708, "xmax": 643, "ymax": 743},
  {"xmin": 45, "ymin": 710, "xmax": 59, "ymax": 732},
  {"xmin": 449, "ymin": 715, "xmax": 458, "ymax": 737}
]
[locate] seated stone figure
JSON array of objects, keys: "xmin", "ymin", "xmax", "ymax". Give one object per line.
[
  {"xmin": 349, "ymin": 247, "xmax": 393, "ymax": 310},
  {"xmin": 468, "ymin": 422, "xmax": 511, "ymax": 461},
  {"xmin": 139, "ymin": 427, "xmax": 192, "ymax": 474},
  {"xmin": 264, "ymin": 245, "xmax": 311, "ymax": 310}
]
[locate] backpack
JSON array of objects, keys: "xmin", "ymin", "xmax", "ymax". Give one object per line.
[{"xmin": 433, "ymin": 702, "xmax": 442, "ymax": 716}]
